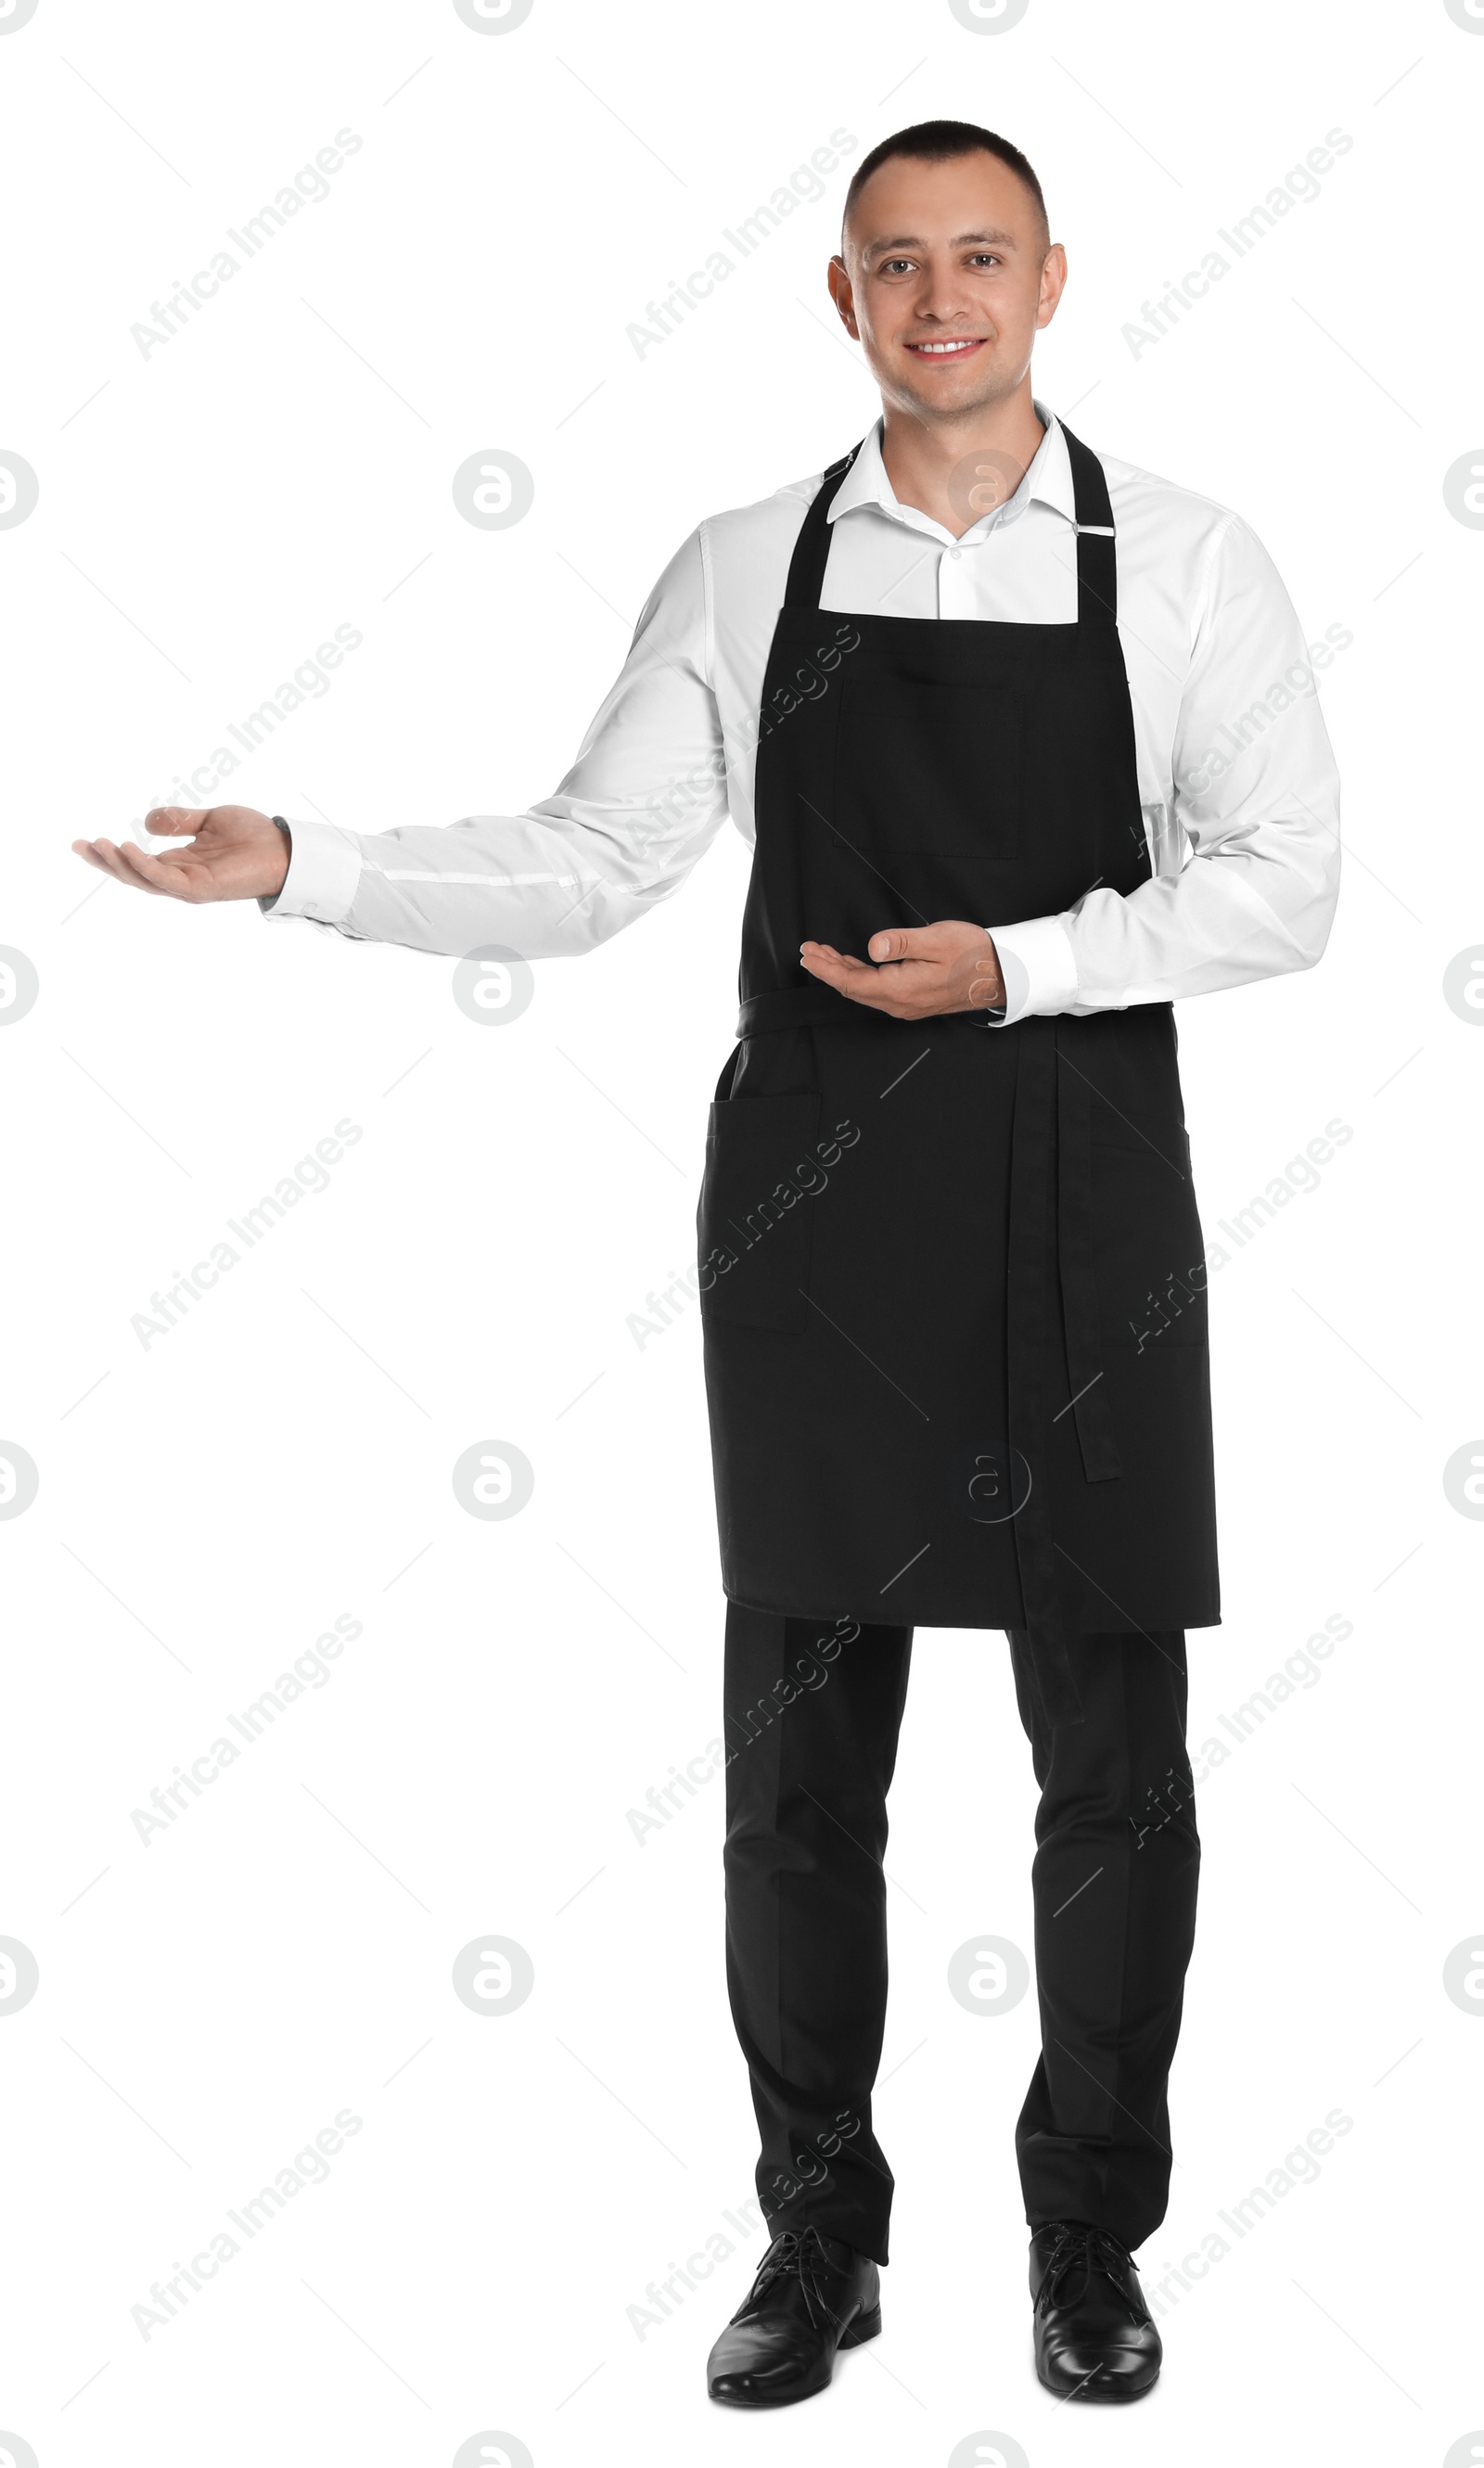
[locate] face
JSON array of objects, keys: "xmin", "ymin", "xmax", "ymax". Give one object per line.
[{"xmin": 829, "ymin": 151, "xmax": 1065, "ymax": 424}]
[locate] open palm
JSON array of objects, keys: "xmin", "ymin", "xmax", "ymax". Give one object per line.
[
  {"xmin": 71, "ymin": 804, "xmax": 288, "ymax": 903},
  {"xmin": 800, "ymin": 921, "xmax": 1004, "ymax": 1018}
]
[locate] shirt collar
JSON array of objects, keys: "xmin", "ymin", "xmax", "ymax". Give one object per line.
[{"xmin": 826, "ymin": 400, "xmax": 1076, "ymax": 543}]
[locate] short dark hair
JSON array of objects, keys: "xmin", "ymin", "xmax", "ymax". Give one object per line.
[{"xmin": 841, "ymin": 119, "xmax": 1049, "ymax": 253}]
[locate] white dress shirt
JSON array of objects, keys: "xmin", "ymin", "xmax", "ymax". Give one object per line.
[{"xmin": 263, "ymin": 402, "xmax": 1341, "ymax": 1023}]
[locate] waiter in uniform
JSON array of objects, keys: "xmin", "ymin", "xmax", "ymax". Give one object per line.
[{"xmin": 76, "ymin": 120, "xmax": 1341, "ymax": 2409}]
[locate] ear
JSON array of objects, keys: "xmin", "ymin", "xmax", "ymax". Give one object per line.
[
  {"xmin": 1036, "ymin": 243, "xmax": 1068, "ymax": 331},
  {"xmin": 827, "ymin": 255, "xmax": 860, "ymax": 339}
]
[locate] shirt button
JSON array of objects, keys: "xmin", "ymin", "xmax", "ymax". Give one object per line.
[{"xmin": 949, "ymin": 546, "xmax": 962, "ymax": 561}]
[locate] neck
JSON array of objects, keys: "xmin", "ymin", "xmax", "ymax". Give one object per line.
[{"xmin": 878, "ymin": 380, "xmax": 1046, "ymax": 539}]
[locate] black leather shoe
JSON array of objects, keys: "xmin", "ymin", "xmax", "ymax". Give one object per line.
[
  {"xmin": 707, "ymin": 2224, "xmax": 881, "ymax": 2407},
  {"xmin": 1029, "ymin": 2220, "xmax": 1161, "ymax": 2400}
]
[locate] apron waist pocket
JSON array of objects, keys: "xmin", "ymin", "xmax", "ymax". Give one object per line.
[{"xmin": 697, "ymin": 1092, "xmax": 825, "ymax": 1335}]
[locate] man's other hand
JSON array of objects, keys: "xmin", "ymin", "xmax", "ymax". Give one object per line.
[
  {"xmin": 71, "ymin": 806, "xmax": 289, "ymax": 903},
  {"xmin": 800, "ymin": 922, "xmax": 1005, "ymax": 1019}
]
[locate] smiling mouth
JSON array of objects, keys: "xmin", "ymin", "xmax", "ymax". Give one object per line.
[{"xmin": 904, "ymin": 337, "xmax": 985, "ymax": 358}]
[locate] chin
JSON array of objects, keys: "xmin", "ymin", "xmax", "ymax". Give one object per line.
[{"xmin": 897, "ymin": 370, "xmax": 1004, "ymax": 416}]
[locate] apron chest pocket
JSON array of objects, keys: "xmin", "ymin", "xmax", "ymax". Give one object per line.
[
  {"xmin": 836, "ymin": 677, "xmax": 1024, "ymax": 859},
  {"xmin": 697, "ymin": 1092, "xmax": 825, "ymax": 1335}
]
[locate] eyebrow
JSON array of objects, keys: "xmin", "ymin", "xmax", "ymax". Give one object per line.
[{"xmin": 864, "ymin": 227, "xmax": 1019, "ymax": 259}]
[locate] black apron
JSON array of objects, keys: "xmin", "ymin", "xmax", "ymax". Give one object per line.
[{"xmin": 697, "ymin": 428, "xmax": 1219, "ymax": 1714}]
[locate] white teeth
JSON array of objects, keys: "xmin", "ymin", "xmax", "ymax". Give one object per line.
[{"xmin": 915, "ymin": 340, "xmax": 977, "ymax": 353}]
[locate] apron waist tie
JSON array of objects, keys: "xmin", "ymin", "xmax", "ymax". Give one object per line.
[
  {"xmin": 1008, "ymin": 1021, "xmax": 1124, "ymax": 1725},
  {"xmin": 736, "ymin": 985, "xmax": 881, "ymax": 1039},
  {"xmin": 1005, "ymin": 1020, "xmax": 1080, "ymax": 1722},
  {"xmin": 1055, "ymin": 1029, "xmax": 1123, "ymax": 1486}
]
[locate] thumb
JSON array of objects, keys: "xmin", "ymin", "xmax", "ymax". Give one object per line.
[
  {"xmin": 144, "ymin": 805, "xmax": 212, "ymax": 837},
  {"xmin": 868, "ymin": 927, "xmax": 926, "ymax": 962}
]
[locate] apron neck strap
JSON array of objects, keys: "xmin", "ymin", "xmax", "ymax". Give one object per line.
[
  {"xmin": 783, "ymin": 442, "xmax": 863, "ymax": 610},
  {"xmin": 782, "ymin": 423, "xmax": 1119, "ymax": 626},
  {"xmin": 1061, "ymin": 424, "xmax": 1119, "ymax": 629}
]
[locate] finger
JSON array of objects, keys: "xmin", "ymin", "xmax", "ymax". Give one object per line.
[
  {"xmin": 97, "ymin": 839, "xmax": 188, "ymax": 898},
  {"xmin": 113, "ymin": 840, "xmax": 201, "ymax": 898},
  {"xmin": 70, "ymin": 838, "xmax": 168, "ymax": 895},
  {"xmin": 144, "ymin": 805, "xmax": 210, "ymax": 838},
  {"xmin": 71, "ymin": 838, "xmax": 122, "ymax": 876},
  {"xmin": 800, "ymin": 945, "xmax": 864, "ymax": 983},
  {"xmin": 800, "ymin": 947, "xmax": 905, "ymax": 1010}
]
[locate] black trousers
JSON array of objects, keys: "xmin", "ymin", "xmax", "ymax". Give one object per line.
[{"xmin": 722, "ymin": 1605, "xmax": 1199, "ymax": 2268}]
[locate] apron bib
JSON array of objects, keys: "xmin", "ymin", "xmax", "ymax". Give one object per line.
[{"xmin": 697, "ymin": 428, "xmax": 1219, "ymax": 1702}]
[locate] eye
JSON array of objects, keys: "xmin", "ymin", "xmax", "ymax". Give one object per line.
[
  {"xmin": 880, "ymin": 257, "xmax": 915, "ymax": 275},
  {"xmin": 968, "ymin": 252, "xmax": 1002, "ymax": 268}
]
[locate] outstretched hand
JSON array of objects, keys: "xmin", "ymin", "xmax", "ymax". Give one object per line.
[
  {"xmin": 800, "ymin": 922, "xmax": 1004, "ymax": 1019},
  {"xmin": 71, "ymin": 806, "xmax": 289, "ymax": 903}
]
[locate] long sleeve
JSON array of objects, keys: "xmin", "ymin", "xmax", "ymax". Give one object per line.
[
  {"xmin": 988, "ymin": 511, "xmax": 1342, "ymax": 1020},
  {"xmin": 262, "ymin": 529, "xmax": 732, "ymax": 959}
]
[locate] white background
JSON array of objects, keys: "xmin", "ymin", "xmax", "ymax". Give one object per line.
[{"xmin": 2, "ymin": 1, "xmax": 1481, "ymax": 2462}]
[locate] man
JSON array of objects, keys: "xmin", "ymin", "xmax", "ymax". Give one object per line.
[{"xmin": 76, "ymin": 120, "xmax": 1340, "ymax": 2407}]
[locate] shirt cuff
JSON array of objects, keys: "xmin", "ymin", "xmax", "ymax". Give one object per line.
[
  {"xmin": 983, "ymin": 915, "xmax": 1080, "ymax": 1024},
  {"xmin": 258, "ymin": 815, "xmax": 363, "ymax": 926}
]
